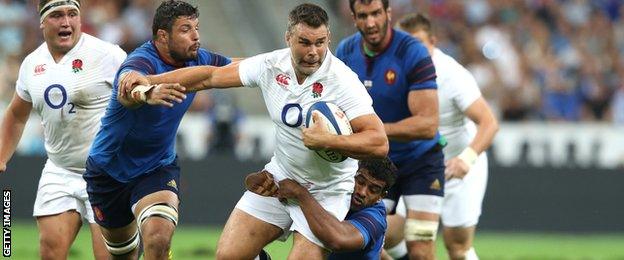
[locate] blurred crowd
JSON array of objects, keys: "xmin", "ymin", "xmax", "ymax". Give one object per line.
[
  {"xmin": 1, "ymin": 0, "xmax": 623, "ymax": 158},
  {"xmin": 337, "ymin": 0, "xmax": 624, "ymax": 123}
]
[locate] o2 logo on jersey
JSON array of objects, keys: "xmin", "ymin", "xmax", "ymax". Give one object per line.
[
  {"xmin": 281, "ymin": 103, "xmax": 303, "ymax": 127},
  {"xmin": 44, "ymin": 84, "xmax": 76, "ymax": 113}
]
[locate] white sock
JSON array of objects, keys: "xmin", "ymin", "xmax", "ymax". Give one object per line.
[
  {"xmin": 386, "ymin": 239, "xmax": 408, "ymax": 258},
  {"xmin": 465, "ymin": 247, "xmax": 478, "ymax": 260}
]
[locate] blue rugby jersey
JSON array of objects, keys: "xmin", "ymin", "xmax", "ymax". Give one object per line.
[
  {"xmin": 336, "ymin": 29, "xmax": 440, "ymax": 168},
  {"xmin": 88, "ymin": 41, "xmax": 230, "ymax": 182},
  {"xmin": 328, "ymin": 202, "xmax": 387, "ymax": 260}
]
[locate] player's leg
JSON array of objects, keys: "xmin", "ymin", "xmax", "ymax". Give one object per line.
[
  {"xmin": 383, "ymin": 197, "xmax": 408, "ymax": 260},
  {"xmin": 36, "ymin": 211, "xmax": 82, "ymax": 259},
  {"xmin": 33, "ymin": 163, "xmax": 86, "ymax": 259},
  {"xmin": 217, "ymin": 208, "xmax": 283, "ymax": 259},
  {"xmin": 285, "ymin": 191, "xmax": 349, "ymax": 259},
  {"xmin": 133, "ymin": 190, "xmax": 178, "ymax": 260},
  {"xmin": 402, "ymin": 147, "xmax": 445, "ymax": 260},
  {"xmin": 83, "ymin": 160, "xmax": 141, "ymax": 260},
  {"xmin": 287, "ymin": 232, "xmax": 328, "ymax": 260},
  {"xmin": 441, "ymin": 154, "xmax": 488, "ymax": 260},
  {"xmin": 88, "ymin": 223, "xmax": 109, "ymax": 260}
]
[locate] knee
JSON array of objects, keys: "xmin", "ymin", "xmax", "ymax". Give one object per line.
[
  {"xmin": 408, "ymin": 247, "xmax": 433, "ymax": 260},
  {"xmin": 39, "ymin": 235, "xmax": 69, "ymax": 259},
  {"xmin": 141, "ymin": 227, "xmax": 172, "ymax": 256},
  {"xmin": 215, "ymin": 245, "xmax": 258, "ymax": 260},
  {"xmin": 445, "ymin": 243, "xmax": 470, "ymax": 260}
]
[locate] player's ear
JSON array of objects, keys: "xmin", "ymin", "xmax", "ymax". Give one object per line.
[
  {"xmin": 387, "ymin": 7, "xmax": 392, "ymax": 22},
  {"xmin": 157, "ymin": 29, "xmax": 168, "ymax": 42},
  {"xmin": 285, "ymin": 31, "xmax": 291, "ymax": 47}
]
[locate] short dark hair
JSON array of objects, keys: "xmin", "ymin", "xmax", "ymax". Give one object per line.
[
  {"xmin": 359, "ymin": 158, "xmax": 397, "ymax": 191},
  {"xmin": 287, "ymin": 3, "xmax": 329, "ymax": 34},
  {"xmin": 152, "ymin": 0, "xmax": 199, "ymax": 39},
  {"xmin": 397, "ymin": 12, "xmax": 433, "ymax": 37},
  {"xmin": 38, "ymin": 0, "xmax": 81, "ymax": 13},
  {"xmin": 349, "ymin": 0, "xmax": 389, "ymax": 13}
]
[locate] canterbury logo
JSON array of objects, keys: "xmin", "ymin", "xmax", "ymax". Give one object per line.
[
  {"xmin": 430, "ymin": 179, "xmax": 441, "ymax": 191},
  {"xmin": 276, "ymin": 74, "xmax": 290, "ymax": 87},
  {"xmin": 166, "ymin": 180, "xmax": 177, "ymax": 190},
  {"xmin": 34, "ymin": 64, "xmax": 46, "ymax": 75}
]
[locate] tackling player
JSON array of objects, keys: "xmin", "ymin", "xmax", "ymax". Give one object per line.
[
  {"xmin": 83, "ymin": 1, "xmax": 230, "ymax": 259},
  {"xmin": 0, "ymin": 0, "xmax": 125, "ymax": 259}
]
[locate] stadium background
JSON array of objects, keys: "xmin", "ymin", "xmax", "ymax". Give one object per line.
[{"xmin": 1, "ymin": 0, "xmax": 623, "ymax": 259}]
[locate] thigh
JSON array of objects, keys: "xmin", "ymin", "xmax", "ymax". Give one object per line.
[
  {"xmin": 400, "ymin": 150, "xmax": 446, "ymax": 214},
  {"xmin": 130, "ymin": 161, "xmax": 181, "ymax": 213},
  {"xmin": 218, "ymin": 208, "xmax": 284, "ymax": 259},
  {"xmin": 288, "ymin": 192, "xmax": 350, "ymax": 248},
  {"xmin": 33, "ymin": 166, "xmax": 79, "ymax": 218},
  {"xmin": 288, "ymin": 232, "xmax": 328, "ymax": 260},
  {"xmin": 36, "ymin": 210, "xmax": 82, "ymax": 244}
]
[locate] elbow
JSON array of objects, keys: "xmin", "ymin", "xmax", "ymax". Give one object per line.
[
  {"xmin": 371, "ymin": 133, "xmax": 389, "ymax": 159},
  {"xmin": 492, "ymin": 118, "xmax": 500, "ymax": 134}
]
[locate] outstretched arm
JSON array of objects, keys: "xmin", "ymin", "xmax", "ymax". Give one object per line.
[
  {"xmin": 277, "ymin": 179, "xmax": 365, "ymax": 252},
  {"xmin": 0, "ymin": 93, "xmax": 32, "ymax": 173},
  {"xmin": 147, "ymin": 62, "xmax": 243, "ymax": 92}
]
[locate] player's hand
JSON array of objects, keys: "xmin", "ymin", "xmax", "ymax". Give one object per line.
[
  {"xmin": 444, "ymin": 157, "xmax": 470, "ymax": 180},
  {"xmin": 146, "ymin": 83, "xmax": 187, "ymax": 107},
  {"xmin": 244, "ymin": 170, "xmax": 278, "ymax": 197},
  {"xmin": 0, "ymin": 163, "xmax": 6, "ymax": 174},
  {"xmin": 119, "ymin": 71, "xmax": 150, "ymax": 96},
  {"xmin": 302, "ymin": 111, "xmax": 331, "ymax": 150},
  {"xmin": 276, "ymin": 179, "xmax": 306, "ymax": 200}
]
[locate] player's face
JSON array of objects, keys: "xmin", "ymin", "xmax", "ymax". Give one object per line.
[
  {"xmin": 167, "ymin": 16, "xmax": 200, "ymax": 62},
  {"xmin": 352, "ymin": 0, "xmax": 391, "ymax": 47},
  {"xmin": 351, "ymin": 169, "xmax": 387, "ymax": 211},
  {"xmin": 40, "ymin": 7, "xmax": 82, "ymax": 55},
  {"xmin": 286, "ymin": 23, "xmax": 329, "ymax": 78}
]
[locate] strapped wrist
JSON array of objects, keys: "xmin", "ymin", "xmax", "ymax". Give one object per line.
[
  {"xmin": 130, "ymin": 84, "xmax": 156, "ymax": 103},
  {"xmin": 458, "ymin": 147, "xmax": 478, "ymax": 167}
]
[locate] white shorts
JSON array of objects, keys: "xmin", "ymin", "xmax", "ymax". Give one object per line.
[
  {"xmin": 393, "ymin": 154, "xmax": 488, "ymax": 228},
  {"xmin": 441, "ymin": 154, "xmax": 488, "ymax": 227},
  {"xmin": 33, "ymin": 160, "xmax": 95, "ymax": 223},
  {"xmin": 235, "ymin": 190, "xmax": 350, "ymax": 247}
]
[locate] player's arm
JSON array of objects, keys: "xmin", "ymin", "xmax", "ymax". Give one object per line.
[
  {"xmin": 0, "ymin": 93, "xmax": 32, "ymax": 173},
  {"xmin": 303, "ymin": 113, "xmax": 388, "ymax": 159},
  {"xmin": 445, "ymin": 97, "xmax": 498, "ymax": 179},
  {"xmin": 384, "ymin": 89, "xmax": 439, "ymax": 141},
  {"xmin": 277, "ymin": 179, "xmax": 366, "ymax": 252},
  {"xmin": 146, "ymin": 62, "xmax": 243, "ymax": 92},
  {"xmin": 116, "ymin": 71, "xmax": 187, "ymax": 109}
]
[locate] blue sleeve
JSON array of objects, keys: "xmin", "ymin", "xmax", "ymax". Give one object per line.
[
  {"xmin": 347, "ymin": 207, "xmax": 386, "ymax": 249},
  {"xmin": 210, "ymin": 52, "xmax": 232, "ymax": 67},
  {"xmin": 336, "ymin": 40, "xmax": 347, "ymax": 61},
  {"xmin": 118, "ymin": 54, "xmax": 156, "ymax": 76},
  {"xmin": 405, "ymin": 41, "xmax": 437, "ymax": 91}
]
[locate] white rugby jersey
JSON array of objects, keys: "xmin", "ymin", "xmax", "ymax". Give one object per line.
[
  {"xmin": 433, "ymin": 48, "xmax": 481, "ymax": 159},
  {"xmin": 239, "ymin": 48, "xmax": 374, "ymax": 194},
  {"xmin": 15, "ymin": 33, "xmax": 126, "ymax": 173}
]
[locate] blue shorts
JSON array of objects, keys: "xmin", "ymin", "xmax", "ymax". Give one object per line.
[
  {"xmin": 83, "ymin": 157, "xmax": 181, "ymax": 229},
  {"xmin": 386, "ymin": 145, "xmax": 445, "ymax": 203}
]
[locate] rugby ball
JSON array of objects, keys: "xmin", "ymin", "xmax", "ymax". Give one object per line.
[{"xmin": 305, "ymin": 101, "xmax": 353, "ymax": 163}]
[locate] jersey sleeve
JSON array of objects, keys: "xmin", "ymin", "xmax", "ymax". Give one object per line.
[
  {"xmin": 118, "ymin": 53, "xmax": 156, "ymax": 77},
  {"xmin": 337, "ymin": 71, "xmax": 375, "ymax": 121},
  {"xmin": 346, "ymin": 206, "xmax": 386, "ymax": 249},
  {"xmin": 405, "ymin": 42, "xmax": 437, "ymax": 91},
  {"xmin": 211, "ymin": 53, "xmax": 232, "ymax": 67},
  {"xmin": 15, "ymin": 60, "xmax": 32, "ymax": 102},
  {"xmin": 238, "ymin": 53, "xmax": 268, "ymax": 88},
  {"xmin": 451, "ymin": 64, "xmax": 482, "ymax": 111},
  {"xmin": 103, "ymin": 45, "xmax": 127, "ymax": 86}
]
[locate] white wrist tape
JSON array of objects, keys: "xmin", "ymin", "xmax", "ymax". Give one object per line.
[
  {"xmin": 130, "ymin": 84, "xmax": 156, "ymax": 102},
  {"xmin": 458, "ymin": 147, "xmax": 479, "ymax": 167}
]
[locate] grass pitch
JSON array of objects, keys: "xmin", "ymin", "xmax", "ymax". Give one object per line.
[{"xmin": 7, "ymin": 221, "xmax": 624, "ymax": 259}]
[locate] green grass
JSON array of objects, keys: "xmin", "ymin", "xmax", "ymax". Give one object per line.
[{"xmin": 7, "ymin": 221, "xmax": 624, "ymax": 259}]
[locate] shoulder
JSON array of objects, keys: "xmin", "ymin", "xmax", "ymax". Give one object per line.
[
  {"xmin": 392, "ymin": 30, "xmax": 428, "ymax": 61},
  {"xmin": 336, "ymin": 33, "xmax": 361, "ymax": 57},
  {"xmin": 81, "ymin": 33, "xmax": 125, "ymax": 56}
]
